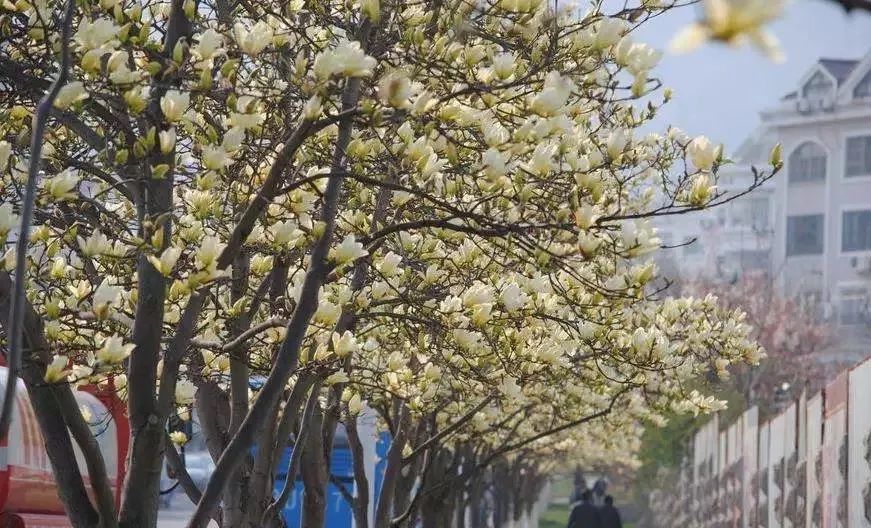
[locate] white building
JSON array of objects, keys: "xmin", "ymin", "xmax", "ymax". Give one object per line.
[{"xmin": 661, "ymin": 51, "xmax": 871, "ymax": 358}]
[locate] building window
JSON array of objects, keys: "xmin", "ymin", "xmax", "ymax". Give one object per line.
[
  {"xmin": 842, "ymin": 210, "xmax": 871, "ymax": 252},
  {"xmin": 803, "ymin": 71, "xmax": 834, "ymax": 100},
  {"xmin": 855, "ymin": 71, "xmax": 871, "ymax": 98},
  {"xmin": 788, "ymin": 142, "xmax": 826, "ymax": 183},
  {"xmin": 729, "ymin": 197, "xmax": 770, "ymax": 230},
  {"xmin": 846, "ymin": 136, "xmax": 871, "ymax": 177},
  {"xmin": 748, "ymin": 197, "xmax": 770, "ymax": 231},
  {"xmin": 786, "ymin": 214, "xmax": 824, "ymax": 256},
  {"xmin": 838, "ymin": 285, "xmax": 868, "ymax": 325}
]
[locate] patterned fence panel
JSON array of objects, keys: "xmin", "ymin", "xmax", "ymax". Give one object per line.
[
  {"xmin": 771, "ymin": 412, "xmax": 786, "ymax": 528},
  {"xmin": 743, "ymin": 407, "xmax": 759, "ymax": 528},
  {"xmin": 807, "ymin": 392, "xmax": 824, "ymax": 528},
  {"xmin": 761, "ymin": 422, "xmax": 771, "ymax": 528},
  {"xmin": 823, "ymin": 373, "xmax": 848, "ymax": 528},
  {"xmin": 649, "ymin": 357, "xmax": 871, "ymax": 528},
  {"xmin": 847, "ymin": 359, "xmax": 871, "ymax": 527},
  {"xmin": 784, "ymin": 403, "xmax": 798, "ymax": 528}
]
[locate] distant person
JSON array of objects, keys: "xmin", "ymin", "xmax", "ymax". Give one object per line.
[
  {"xmin": 592, "ymin": 477, "xmax": 608, "ymax": 505},
  {"xmin": 600, "ymin": 496, "xmax": 623, "ymax": 528},
  {"xmin": 571, "ymin": 468, "xmax": 588, "ymax": 504},
  {"xmin": 568, "ymin": 490, "xmax": 602, "ymax": 528}
]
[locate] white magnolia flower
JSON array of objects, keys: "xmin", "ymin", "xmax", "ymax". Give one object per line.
[
  {"xmin": 96, "ymin": 335, "xmax": 134, "ymax": 364},
  {"xmin": 201, "ymin": 145, "xmax": 232, "ymax": 171},
  {"xmin": 500, "ymin": 377, "xmax": 524, "ymax": 400},
  {"xmin": 313, "ymin": 40, "xmax": 377, "ymax": 79},
  {"xmin": 78, "ymin": 230, "xmax": 112, "ymax": 256},
  {"xmin": 332, "ymin": 331, "xmax": 360, "ymax": 358},
  {"xmin": 270, "ymin": 220, "xmax": 303, "ymax": 247},
  {"xmin": 497, "ymin": 0, "xmax": 543, "ymax": 12},
  {"xmin": 43, "ymin": 169, "xmax": 79, "ymax": 200},
  {"xmin": 303, "ymin": 95, "xmax": 323, "ymax": 120},
  {"xmin": 75, "ymin": 17, "xmax": 120, "ymax": 51},
  {"xmin": 329, "ymin": 235, "xmax": 368, "ymax": 265},
  {"xmin": 606, "ymin": 129, "xmax": 630, "ymax": 159},
  {"xmin": 0, "ymin": 141, "xmax": 11, "ymax": 172},
  {"xmin": 685, "ymin": 173, "xmax": 716, "ymax": 206},
  {"xmin": 594, "ymin": 18, "xmax": 628, "ymax": 49},
  {"xmin": 462, "ymin": 283, "xmax": 495, "ymax": 307},
  {"xmin": 687, "ymin": 135, "xmax": 720, "ymax": 171},
  {"xmin": 314, "ymin": 299, "xmax": 342, "ymax": 326},
  {"xmin": 233, "ymin": 20, "xmax": 273, "ymax": 56},
  {"xmin": 160, "ymin": 90, "xmax": 190, "ymax": 122},
  {"xmin": 376, "ymin": 251, "xmax": 402, "ymax": 277},
  {"xmin": 44, "ymin": 355, "xmax": 71, "ymax": 383},
  {"xmin": 378, "ymin": 72, "xmax": 413, "ymax": 109},
  {"xmin": 175, "ymin": 380, "xmax": 197, "ymax": 405},
  {"xmin": 670, "ymin": 0, "xmax": 784, "ymax": 61},
  {"xmin": 0, "ymin": 203, "xmax": 17, "ymax": 237},
  {"xmin": 147, "ymin": 247, "xmax": 182, "ymax": 276},
  {"xmin": 530, "ymin": 71, "xmax": 574, "ymax": 116},
  {"xmin": 492, "ymin": 52, "xmax": 516, "ymax": 80},
  {"xmin": 54, "ymin": 82, "xmax": 89, "ymax": 109},
  {"xmin": 92, "ymin": 279, "xmax": 122, "ymax": 318},
  {"xmin": 195, "ymin": 236, "xmax": 225, "ymax": 269},
  {"xmin": 500, "ymin": 282, "xmax": 528, "ymax": 313},
  {"xmin": 347, "ymin": 393, "xmax": 364, "ymax": 415},
  {"xmin": 192, "ymin": 28, "xmax": 225, "ymax": 64},
  {"xmin": 325, "ymin": 372, "xmax": 350, "ymax": 385},
  {"xmin": 482, "ymin": 147, "xmax": 509, "ymax": 178},
  {"xmin": 159, "ymin": 128, "xmax": 176, "ymax": 154},
  {"xmin": 626, "ymin": 43, "xmax": 662, "ymax": 75},
  {"xmin": 169, "ymin": 431, "xmax": 188, "ymax": 445}
]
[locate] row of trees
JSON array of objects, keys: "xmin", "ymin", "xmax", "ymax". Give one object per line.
[{"xmin": 0, "ymin": 0, "xmax": 790, "ymax": 526}]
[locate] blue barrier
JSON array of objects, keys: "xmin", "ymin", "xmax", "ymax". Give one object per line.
[{"xmin": 273, "ymin": 428, "xmax": 392, "ymax": 527}]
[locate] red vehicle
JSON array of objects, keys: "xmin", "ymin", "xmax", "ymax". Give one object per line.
[{"xmin": 0, "ymin": 367, "xmax": 129, "ymax": 527}]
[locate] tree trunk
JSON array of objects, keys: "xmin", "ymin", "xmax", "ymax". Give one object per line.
[
  {"xmin": 420, "ymin": 449, "xmax": 454, "ymax": 528},
  {"xmin": 300, "ymin": 405, "xmax": 328, "ymax": 528},
  {"xmin": 223, "ymin": 253, "xmax": 252, "ymax": 527},
  {"xmin": 0, "ymin": 271, "xmax": 99, "ymax": 527},
  {"xmin": 375, "ymin": 402, "xmax": 409, "ymax": 528},
  {"xmin": 346, "ymin": 417, "xmax": 370, "ymax": 528}
]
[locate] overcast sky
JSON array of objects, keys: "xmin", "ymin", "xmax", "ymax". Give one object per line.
[{"xmin": 631, "ymin": 0, "xmax": 871, "ymax": 151}]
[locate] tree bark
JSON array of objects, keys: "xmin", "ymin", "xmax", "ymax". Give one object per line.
[
  {"xmin": 346, "ymin": 417, "xmax": 370, "ymax": 528},
  {"xmin": 300, "ymin": 405, "xmax": 328, "ymax": 528},
  {"xmin": 223, "ymin": 253, "xmax": 252, "ymax": 527},
  {"xmin": 375, "ymin": 402, "xmax": 409, "ymax": 528},
  {"xmin": 0, "ymin": 274, "xmax": 100, "ymax": 528}
]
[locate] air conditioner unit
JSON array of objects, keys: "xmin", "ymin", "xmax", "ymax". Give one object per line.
[
  {"xmin": 796, "ymin": 99, "xmax": 812, "ymax": 114},
  {"xmin": 850, "ymin": 255, "xmax": 871, "ymax": 275},
  {"xmin": 821, "ymin": 302, "xmax": 834, "ymax": 321}
]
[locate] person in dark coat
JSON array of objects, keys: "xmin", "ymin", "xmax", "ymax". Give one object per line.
[
  {"xmin": 567, "ymin": 490, "xmax": 602, "ymax": 528},
  {"xmin": 599, "ymin": 495, "xmax": 623, "ymax": 528}
]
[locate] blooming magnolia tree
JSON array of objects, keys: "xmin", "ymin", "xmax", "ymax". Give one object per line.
[
  {"xmin": 0, "ymin": 0, "xmax": 781, "ymax": 527},
  {"xmin": 681, "ymin": 273, "xmax": 831, "ymax": 416}
]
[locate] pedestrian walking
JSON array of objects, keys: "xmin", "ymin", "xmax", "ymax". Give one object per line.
[
  {"xmin": 600, "ymin": 496, "xmax": 623, "ymax": 528},
  {"xmin": 567, "ymin": 490, "xmax": 602, "ymax": 528}
]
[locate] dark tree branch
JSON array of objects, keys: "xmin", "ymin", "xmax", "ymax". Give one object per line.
[
  {"xmin": 825, "ymin": 0, "xmax": 871, "ymax": 11},
  {"xmin": 262, "ymin": 380, "xmax": 323, "ymax": 523}
]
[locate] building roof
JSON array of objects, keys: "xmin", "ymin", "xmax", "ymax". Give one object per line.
[{"xmin": 818, "ymin": 58, "xmax": 860, "ymax": 85}]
